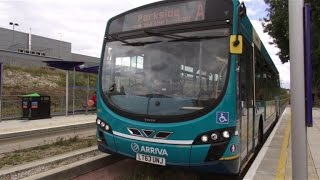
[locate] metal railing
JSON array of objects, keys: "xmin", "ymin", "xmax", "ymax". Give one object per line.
[
  {"xmin": 1, "ymin": 96, "xmax": 21, "ymax": 119},
  {"xmin": 314, "ymin": 100, "xmax": 320, "ymax": 107},
  {"xmin": 0, "ymin": 94, "xmax": 96, "ymax": 120}
]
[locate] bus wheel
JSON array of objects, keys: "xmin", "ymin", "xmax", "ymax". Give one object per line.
[{"xmin": 258, "ymin": 118, "xmax": 263, "ymax": 145}]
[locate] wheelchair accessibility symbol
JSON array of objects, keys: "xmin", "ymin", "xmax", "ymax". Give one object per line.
[{"xmin": 216, "ymin": 112, "xmax": 229, "ymax": 124}]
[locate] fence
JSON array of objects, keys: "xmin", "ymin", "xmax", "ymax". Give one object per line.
[
  {"xmin": 1, "ymin": 96, "xmax": 21, "ymax": 119},
  {"xmin": 1, "ymin": 94, "xmax": 96, "ymax": 120},
  {"xmin": 0, "ymin": 64, "xmax": 98, "ymax": 121},
  {"xmin": 1, "ymin": 94, "xmax": 319, "ymax": 121},
  {"xmin": 280, "ymin": 95, "xmax": 290, "ymax": 114}
]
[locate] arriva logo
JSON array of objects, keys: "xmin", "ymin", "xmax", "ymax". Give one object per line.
[
  {"xmin": 130, "ymin": 143, "xmax": 168, "ymax": 156},
  {"xmin": 131, "ymin": 143, "xmax": 139, "ymax": 153}
]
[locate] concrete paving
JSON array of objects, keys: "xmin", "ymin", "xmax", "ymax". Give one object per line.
[
  {"xmin": 308, "ymin": 108, "xmax": 320, "ymax": 178},
  {"xmin": 1, "ymin": 108, "xmax": 320, "ymax": 179},
  {"xmin": 0, "ymin": 114, "xmax": 97, "ymax": 154},
  {"xmin": 0, "ymin": 114, "xmax": 96, "ymax": 135},
  {"xmin": 245, "ymin": 107, "xmax": 320, "ymax": 180}
]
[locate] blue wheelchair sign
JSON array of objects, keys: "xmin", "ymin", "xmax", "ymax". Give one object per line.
[{"xmin": 216, "ymin": 112, "xmax": 229, "ymax": 124}]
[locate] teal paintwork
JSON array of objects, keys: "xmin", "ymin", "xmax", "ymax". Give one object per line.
[
  {"xmin": 97, "ymin": 93, "xmax": 237, "ymax": 142},
  {"xmin": 115, "ymin": 135, "xmax": 192, "ymax": 165},
  {"xmin": 96, "ymin": 54, "xmax": 239, "ymax": 171},
  {"xmin": 95, "ymin": 0, "xmax": 279, "ymax": 174},
  {"xmin": 222, "ymin": 135, "xmax": 241, "ymax": 158},
  {"xmin": 189, "ymin": 144, "xmax": 211, "ymax": 164}
]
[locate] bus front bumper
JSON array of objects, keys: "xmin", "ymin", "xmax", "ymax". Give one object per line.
[{"xmin": 97, "ymin": 130, "xmax": 240, "ymax": 174}]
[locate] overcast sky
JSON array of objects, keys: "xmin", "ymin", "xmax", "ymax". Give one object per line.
[{"xmin": 0, "ymin": 0, "xmax": 290, "ymax": 88}]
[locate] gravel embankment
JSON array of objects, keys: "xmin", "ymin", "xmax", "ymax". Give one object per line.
[{"xmin": 0, "ymin": 149, "xmax": 102, "ymax": 180}]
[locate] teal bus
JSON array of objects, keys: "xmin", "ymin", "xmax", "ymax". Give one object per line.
[{"xmin": 96, "ymin": 0, "xmax": 281, "ymax": 174}]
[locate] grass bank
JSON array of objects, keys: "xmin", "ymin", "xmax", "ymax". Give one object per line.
[{"xmin": 0, "ymin": 136, "xmax": 96, "ymax": 169}]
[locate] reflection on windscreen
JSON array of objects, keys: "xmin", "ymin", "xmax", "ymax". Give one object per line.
[{"xmin": 102, "ymin": 29, "xmax": 229, "ymax": 118}]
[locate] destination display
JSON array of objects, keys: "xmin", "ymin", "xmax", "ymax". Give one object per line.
[
  {"xmin": 123, "ymin": 0, "xmax": 206, "ymax": 31},
  {"xmin": 107, "ymin": 0, "xmax": 233, "ymax": 34}
]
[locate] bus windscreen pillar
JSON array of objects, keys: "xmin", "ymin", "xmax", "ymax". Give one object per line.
[{"xmin": 304, "ymin": 3, "xmax": 312, "ymax": 127}]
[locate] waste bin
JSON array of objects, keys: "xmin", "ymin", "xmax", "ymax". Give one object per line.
[{"xmin": 22, "ymin": 93, "xmax": 51, "ymax": 120}]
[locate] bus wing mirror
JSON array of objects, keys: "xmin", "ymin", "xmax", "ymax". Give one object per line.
[{"xmin": 230, "ymin": 35, "xmax": 243, "ymax": 54}]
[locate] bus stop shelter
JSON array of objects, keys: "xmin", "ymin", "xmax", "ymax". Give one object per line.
[
  {"xmin": 44, "ymin": 61, "xmax": 99, "ymax": 116},
  {"xmin": 0, "ymin": 49, "xmax": 99, "ymax": 121}
]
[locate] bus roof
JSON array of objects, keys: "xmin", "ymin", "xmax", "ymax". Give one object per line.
[
  {"xmin": 104, "ymin": 0, "xmax": 279, "ymax": 75},
  {"xmin": 236, "ymin": 0, "xmax": 279, "ymax": 75}
]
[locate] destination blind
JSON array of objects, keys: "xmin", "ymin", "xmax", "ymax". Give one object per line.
[{"xmin": 122, "ymin": 0, "xmax": 206, "ymax": 31}]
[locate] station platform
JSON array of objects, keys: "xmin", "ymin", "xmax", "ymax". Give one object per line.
[
  {"xmin": 0, "ymin": 114, "xmax": 96, "ymax": 135},
  {"xmin": 244, "ymin": 107, "xmax": 320, "ymax": 180},
  {"xmin": 1, "ymin": 108, "xmax": 320, "ymax": 179}
]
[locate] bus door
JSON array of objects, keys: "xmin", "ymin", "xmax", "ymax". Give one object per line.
[{"xmin": 239, "ymin": 40, "xmax": 255, "ymax": 162}]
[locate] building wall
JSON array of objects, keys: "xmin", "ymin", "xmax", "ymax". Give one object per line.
[
  {"xmin": 0, "ymin": 27, "xmax": 71, "ymax": 59},
  {"xmin": 0, "ymin": 27, "xmax": 99, "ymax": 66},
  {"xmin": 0, "ymin": 27, "xmax": 29, "ymax": 51},
  {"xmin": 31, "ymin": 34, "xmax": 71, "ymax": 59}
]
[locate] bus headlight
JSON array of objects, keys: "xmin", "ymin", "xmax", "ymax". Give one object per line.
[
  {"xmin": 234, "ymin": 130, "xmax": 239, "ymax": 136},
  {"xmin": 100, "ymin": 121, "xmax": 106, "ymax": 128},
  {"xmin": 201, "ymin": 135, "xmax": 209, "ymax": 143},
  {"xmin": 96, "ymin": 118, "xmax": 113, "ymax": 134},
  {"xmin": 211, "ymin": 133, "xmax": 218, "ymax": 141},
  {"xmin": 222, "ymin": 131, "xmax": 230, "ymax": 139},
  {"xmin": 105, "ymin": 124, "xmax": 110, "ymax": 131},
  {"xmin": 193, "ymin": 127, "xmax": 235, "ymax": 145}
]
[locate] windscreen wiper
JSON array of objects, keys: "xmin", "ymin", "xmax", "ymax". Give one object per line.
[
  {"xmin": 144, "ymin": 30, "xmax": 184, "ymax": 40},
  {"xmin": 169, "ymin": 36, "xmax": 227, "ymax": 42},
  {"xmin": 142, "ymin": 93, "xmax": 171, "ymax": 98},
  {"xmin": 108, "ymin": 35, "xmax": 161, "ymax": 46},
  {"xmin": 144, "ymin": 30, "xmax": 227, "ymax": 42}
]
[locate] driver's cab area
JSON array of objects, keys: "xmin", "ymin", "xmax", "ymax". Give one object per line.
[{"xmin": 102, "ymin": 28, "xmax": 230, "ymax": 120}]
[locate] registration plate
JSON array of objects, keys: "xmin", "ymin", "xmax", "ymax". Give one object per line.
[{"xmin": 136, "ymin": 153, "xmax": 166, "ymax": 166}]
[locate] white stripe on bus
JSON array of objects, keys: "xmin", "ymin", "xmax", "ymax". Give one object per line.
[{"xmin": 113, "ymin": 131, "xmax": 194, "ymax": 145}]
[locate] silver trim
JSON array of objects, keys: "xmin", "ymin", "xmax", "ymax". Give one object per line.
[
  {"xmin": 153, "ymin": 131, "xmax": 172, "ymax": 139},
  {"xmin": 113, "ymin": 131, "xmax": 194, "ymax": 145},
  {"xmin": 127, "ymin": 128, "xmax": 143, "ymax": 137},
  {"xmin": 141, "ymin": 129, "xmax": 154, "ymax": 137},
  {"xmin": 180, "ymin": 107, "xmax": 204, "ymax": 110}
]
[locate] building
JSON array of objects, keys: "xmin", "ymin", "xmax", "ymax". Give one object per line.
[{"xmin": 0, "ymin": 27, "xmax": 99, "ymax": 67}]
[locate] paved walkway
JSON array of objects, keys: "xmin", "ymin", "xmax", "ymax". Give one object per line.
[
  {"xmin": 0, "ymin": 114, "xmax": 96, "ymax": 135},
  {"xmin": 1, "ymin": 107, "xmax": 319, "ymax": 179},
  {"xmin": 245, "ymin": 107, "xmax": 320, "ymax": 180},
  {"xmin": 306, "ymin": 108, "xmax": 320, "ymax": 179}
]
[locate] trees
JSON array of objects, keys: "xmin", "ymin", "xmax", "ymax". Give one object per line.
[
  {"xmin": 263, "ymin": 0, "xmax": 320, "ymax": 96},
  {"xmin": 262, "ymin": 1, "xmax": 289, "ymax": 63}
]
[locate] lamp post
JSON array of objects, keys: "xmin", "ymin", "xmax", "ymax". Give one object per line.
[
  {"xmin": 9, "ymin": 22, "xmax": 19, "ymax": 43},
  {"xmin": 58, "ymin": 33, "xmax": 62, "ymax": 58}
]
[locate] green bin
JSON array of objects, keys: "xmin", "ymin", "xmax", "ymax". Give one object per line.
[{"xmin": 22, "ymin": 93, "xmax": 51, "ymax": 120}]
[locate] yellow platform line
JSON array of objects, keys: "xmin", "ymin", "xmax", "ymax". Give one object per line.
[{"xmin": 276, "ymin": 114, "xmax": 291, "ymax": 180}]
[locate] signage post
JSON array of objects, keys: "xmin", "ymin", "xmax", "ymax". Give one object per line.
[
  {"xmin": 304, "ymin": 3, "xmax": 312, "ymax": 127},
  {"xmin": 289, "ymin": 0, "xmax": 308, "ymax": 179}
]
